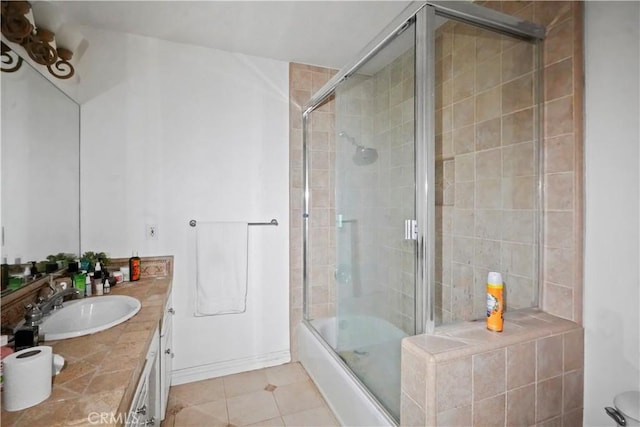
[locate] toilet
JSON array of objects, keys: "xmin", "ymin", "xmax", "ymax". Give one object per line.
[{"xmin": 606, "ymin": 391, "xmax": 640, "ymax": 426}]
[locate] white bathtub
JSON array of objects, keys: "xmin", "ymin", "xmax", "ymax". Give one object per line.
[{"xmin": 298, "ymin": 316, "xmax": 407, "ymax": 426}]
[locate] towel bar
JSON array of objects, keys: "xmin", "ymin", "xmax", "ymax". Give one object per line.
[{"xmin": 189, "ymin": 219, "xmax": 278, "ymax": 227}]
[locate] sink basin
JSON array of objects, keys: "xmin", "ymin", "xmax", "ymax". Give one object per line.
[{"xmin": 39, "ymin": 295, "xmax": 141, "ymax": 340}]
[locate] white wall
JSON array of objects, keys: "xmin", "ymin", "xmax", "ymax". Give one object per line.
[
  {"xmin": 584, "ymin": 2, "xmax": 640, "ymax": 425},
  {"xmin": 79, "ymin": 28, "xmax": 290, "ymax": 381}
]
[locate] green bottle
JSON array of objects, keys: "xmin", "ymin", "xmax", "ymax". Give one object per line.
[{"xmin": 74, "ymin": 273, "xmax": 86, "ymax": 296}]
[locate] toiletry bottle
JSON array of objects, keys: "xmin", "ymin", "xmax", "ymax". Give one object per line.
[
  {"xmin": 93, "ymin": 270, "xmax": 103, "ymax": 295},
  {"xmin": 85, "ymin": 274, "xmax": 92, "ymax": 297},
  {"xmin": 486, "ymin": 272, "xmax": 504, "ymax": 332},
  {"xmin": 74, "ymin": 272, "xmax": 86, "ymax": 297},
  {"xmin": 129, "ymin": 252, "xmax": 141, "ymax": 282},
  {"xmin": 103, "ymin": 277, "xmax": 110, "ymax": 294}
]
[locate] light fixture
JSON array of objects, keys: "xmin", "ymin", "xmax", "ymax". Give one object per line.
[{"xmin": 1, "ymin": 1, "xmax": 74, "ymax": 79}]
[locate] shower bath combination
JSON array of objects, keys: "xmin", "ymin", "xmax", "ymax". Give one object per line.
[
  {"xmin": 338, "ymin": 131, "xmax": 378, "ymax": 166},
  {"xmin": 300, "ymin": 2, "xmax": 544, "ymax": 425}
]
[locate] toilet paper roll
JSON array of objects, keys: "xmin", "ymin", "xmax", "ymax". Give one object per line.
[{"xmin": 2, "ymin": 346, "xmax": 53, "ymax": 411}]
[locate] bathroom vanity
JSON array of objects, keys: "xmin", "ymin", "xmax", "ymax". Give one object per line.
[{"xmin": 0, "ymin": 273, "xmax": 174, "ymax": 426}]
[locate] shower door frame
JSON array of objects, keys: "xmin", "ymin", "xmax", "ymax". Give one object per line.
[
  {"xmin": 302, "ymin": 0, "xmax": 545, "ymax": 337},
  {"xmin": 300, "ymin": 2, "xmax": 545, "ymax": 423}
]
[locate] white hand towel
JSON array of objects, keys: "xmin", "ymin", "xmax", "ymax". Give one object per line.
[{"xmin": 195, "ymin": 222, "xmax": 248, "ymax": 316}]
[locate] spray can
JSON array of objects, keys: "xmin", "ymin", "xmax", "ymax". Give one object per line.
[{"xmin": 486, "ymin": 272, "xmax": 504, "ymax": 332}]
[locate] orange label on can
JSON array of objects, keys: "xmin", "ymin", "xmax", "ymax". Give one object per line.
[{"xmin": 486, "ymin": 284, "xmax": 503, "ymax": 332}]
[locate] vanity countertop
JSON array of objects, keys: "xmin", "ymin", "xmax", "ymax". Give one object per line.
[{"xmin": 0, "ymin": 276, "xmax": 172, "ymax": 427}]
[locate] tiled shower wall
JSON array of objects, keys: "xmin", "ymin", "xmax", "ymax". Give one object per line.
[
  {"xmin": 435, "ymin": 19, "xmax": 539, "ymax": 324},
  {"xmin": 289, "ymin": 64, "xmax": 336, "ymax": 361}
]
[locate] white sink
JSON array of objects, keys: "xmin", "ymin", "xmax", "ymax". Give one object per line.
[{"xmin": 40, "ymin": 295, "xmax": 141, "ymax": 340}]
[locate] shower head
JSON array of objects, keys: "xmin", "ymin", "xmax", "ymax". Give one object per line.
[
  {"xmin": 338, "ymin": 131, "xmax": 378, "ymax": 166},
  {"xmin": 353, "ymin": 146, "xmax": 378, "ymax": 166}
]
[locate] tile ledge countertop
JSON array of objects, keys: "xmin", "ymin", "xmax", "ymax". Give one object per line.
[
  {"xmin": 0, "ymin": 276, "xmax": 172, "ymax": 427},
  {"xmin": 403, "ymin": 308, "xmax": 582, "ymax": 362}
]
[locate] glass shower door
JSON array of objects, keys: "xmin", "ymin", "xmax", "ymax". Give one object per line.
[{"xmin": 332, "ymin": 21, "xmax": 416, "ymax": 422}]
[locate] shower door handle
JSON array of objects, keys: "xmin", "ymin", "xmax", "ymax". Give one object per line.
[{"xmin": 404, "ymin": 220, "xmax": 418, "ymax": 240}]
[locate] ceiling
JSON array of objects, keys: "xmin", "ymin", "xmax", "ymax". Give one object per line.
[{"xmin": 49, "ymin": 1, "xmax": 414, "ymax": 70}]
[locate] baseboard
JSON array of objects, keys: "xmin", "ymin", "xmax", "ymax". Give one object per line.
[{"xmin": 171, "ymin": 350, "xmax": 291, "ymax": 385}]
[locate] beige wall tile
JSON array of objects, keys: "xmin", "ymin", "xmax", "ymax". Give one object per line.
[
  {"xmin": 401, "ymin": 392, "xmax": 427, "ymax": 427},
  {"xmin": 545, "ymin": 211, "xmax": 574, "ymax": 249},
  {"xmin": 545, "ymin": 58, "xmax": 573, "ymax": 101},
  {"xmin": 563, "ymin": 407, "xmax": 584, "ymax": 426},
  {"xmin": 472, "ymin": 393, "xmax": 506, "ymax": 427},
  {"xmin": 455, "ymin": 153, "xmax": 475, "ymax": 182},
  {"xmin": 536, "ymin": 376, "xmax": 563, "ymax": 423},
  {"xmin": 506, "ymin": 383, "xmax": 536, "ymax": 426},
  {"xmin": 544, "ymin": 282, "xmax": 574, "ymax": 319},
  {"xmin": 453, "ymin": 124, "xmax": 476, "ymax": 155},
  {"xmin": 453, "ymin": 209, "xmax": 475, "ymax": 237},
  {"xmin": 436, "ymin": 357, "xmax": 473, "ymax": 412},
  {"xmin": 534, "ymin": 1, "xmax": 573, "ymax": 29},
  {"xmin": 545, "ymin": 172, "xmax": 574, "ymax": 210},
  {"xmin": 476, "ymin": 86, "xmax": 502, "ymax": 122},
  {"xmin": 476, "ymin": 148, "xmax": 502, "ymax": 180},
  {"xmin": 502, "ymin": 43, "xmax": 534, "ymax": 82},
  {"xmin": 452, "ymin": 42, "xmax": 476, "ymax": 77},
  {"xmin": 545, "ymin": 95, "xmax": 574, "ymax": 138},
  {"xmin": 453, "ymin": 97, "xmax": 475, "ymax": 129},
  {"xmin": 437, "ymin": 405, "xmax": 472, "ymax": 427},
  {"xmin": 475, "ymin": 210, "xmax": 502, "ymax": 240},
  {"xmin": 506, "ymin": 340, "xmax": 536, "ymax": 389},
  {"xmin": 476, "ymin": 30, "xmax": 502, "ymax": 62},
  {"xmin": 563, "ymin": 328, "xmax": 584, "ymax": 371},
  {"xmin": 563, "ymin": 370, "xmax": 583, "ymax": 412},
  {"xmin": 455, "ymin": 182, "xmax": 475, "ymax": 209},
  {"xmin": 502, "ymin": 210, "xmax": 535, "ymax": 244},
  {"xmin": 502, "ymin": 176, "xmax": 535, "ymax": 209},
  {"xmin": 402, "ymin": 346, "xmax": 427, "ymax": 406},
  {"xmin": 502, "ymin": 107, "xmax": 534, "ymax": 146},
  {"xmin": 502, "ymin": 141, "xmax": 534, "ymax": 177},
  {"xmin": 544, "ymin": 134, "xmax": 574, "ymax": 173},
  {"xmin": 537, "ymin": 334, "xmax": 564, "ymax": 381},
  {"xmin": 502, "ymin": 73, "xmax": 533, "ymax": 114},
  {"xmin": 473, "ymin": 349, "xmax": 506, "ymax": 401},
  {"xmin": 543, "ymin": 19, "xmax": 574, "ymax": 65},
  {"xmin": 476, "ymin": 117, "xmax": 502, "ymax": 150},
  {"xmin": 474, "ymin": 239, "xmax": 502, "ymax": 271},
  {"xmin": 544, "ymin": 247, "xmax": 574, "ymax": 286},
  {"xmin": 476, "ymin": 59, "xmax": 501, "ymax": 92},
  {"xmin": 501, "ymin": 242, "xmax": 535, "ymax": 277},
  {"xmin": 476, "ymin": 179, "xmax": 502, "ymax": 209},
  {"xmin": 453, "ymin": 68, "xmax": 475, "ymax": 102}
]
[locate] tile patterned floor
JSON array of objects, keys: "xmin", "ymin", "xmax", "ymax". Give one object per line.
[{"xmin": 161, "ymin": 362, "xmax": 340, "ymax": 427}]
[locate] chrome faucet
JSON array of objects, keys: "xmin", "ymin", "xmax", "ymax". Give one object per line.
[{"xmin": 37, "ymin": 287, "xmax": 80, "ymax": 316}]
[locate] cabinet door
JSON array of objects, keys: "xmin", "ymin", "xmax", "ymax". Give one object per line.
[
  {"xmin": 127, "ymin": 374, "xmax": 149, "ymax": 427},
  {"xmin": 160, "ymin": 297, "xmax": 174, "ymax": 419}
]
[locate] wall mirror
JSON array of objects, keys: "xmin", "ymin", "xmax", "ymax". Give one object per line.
[{"xmin": 1, "ymin": 52, "xmax": 80, "ymax": 296}]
